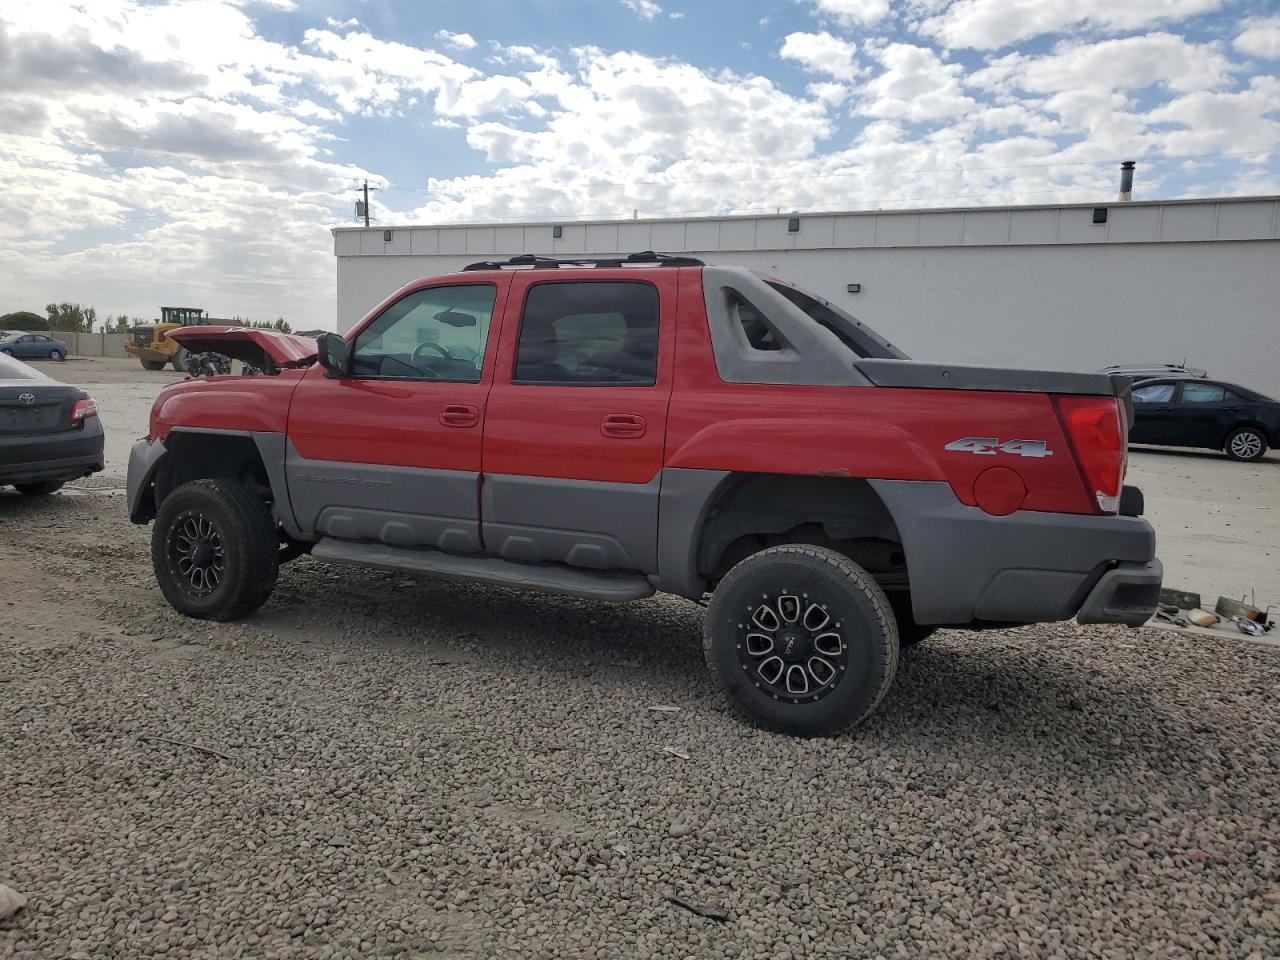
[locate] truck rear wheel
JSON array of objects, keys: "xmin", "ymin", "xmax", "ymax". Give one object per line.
[
  {"xmin": 152, "ymin": 478, "xmax": 278, "ymax": 620},
  {"xmin": 703, "ymin": 545, "xmax": 898, "ymax": 736},
  {"xmin": 141, "ymin": 359, "xmax": 166, "ymax": 371}
]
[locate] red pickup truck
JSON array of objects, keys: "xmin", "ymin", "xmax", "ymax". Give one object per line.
[{"xmin": 128, "ymin": 252, "xmax": 1161, "ymax": 735}]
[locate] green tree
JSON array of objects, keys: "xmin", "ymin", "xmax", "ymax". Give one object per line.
[
  {"xmin": 45, "ymin": 302, "xmax": 97, "ymax": 333},
  {"xmin": 0, "ymin": 310, "xmax": 48, "ymax": 331},
  {"xmin": 272, "ymin": 317, "xmax": 293, "ymax": 334}
]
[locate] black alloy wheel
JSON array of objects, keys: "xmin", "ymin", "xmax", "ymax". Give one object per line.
[
  {"xmin": 152, "ymin": 478, "xmax": 279, "ymax": 620},
  {"xmin": 704, "ymin": 545, "xmax": 898, "ymax": 737}
]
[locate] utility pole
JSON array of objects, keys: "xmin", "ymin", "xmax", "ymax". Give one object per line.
[{"xmin": 363, "ymin": 179, "xmax": 370, "ymax": 228}]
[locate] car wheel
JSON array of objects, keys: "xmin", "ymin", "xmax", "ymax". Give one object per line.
[
  {"xmin": 152, "ymin": 478, "xmax": 279, "ymax": 620},
  {"xmin": 703, "ymin": 545, "xmax": 898, "ymax": 736},
  {"xmin": 889, "ymin": 592, "xmax": 937, "ymax": 650},
  {"xmin": 15, "ymin": 480, "xmax": 64, "ymax": 496},
  {"xmin": 0, "ymin": 349, "xmax": 12, "ymax": 356},
  {"xmin": 141, "ymin": 359, "xmax": 167, "ymax": 371},
  {"xmin": 49, "ymin": 349, "xmax": 65, "ymax": 361},
  {"xmin": 1224, "ymin": 426, "xmax": 1267, "ymax": 462}
]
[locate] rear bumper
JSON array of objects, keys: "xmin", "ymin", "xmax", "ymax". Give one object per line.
[
  {"xmin": 0, "ymin": 420, "xmax": 104, "ymax": 485},
  {"xmin": 870, "ymin": 480, "xmax": 1161, "ymax": 628}
]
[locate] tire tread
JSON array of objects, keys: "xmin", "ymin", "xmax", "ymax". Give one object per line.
[
  {"xmin": 151, "ymin": 478, "xmax": 279, "ymax": 621},
  {"xmin": 703, "ymin": 544, "xmax": 898, "ymax": 736}
]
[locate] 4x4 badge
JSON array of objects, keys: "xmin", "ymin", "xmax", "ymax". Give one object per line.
[{"xmin": 945, "ymin": 437, "xmax": 1053, "ymax": 458}]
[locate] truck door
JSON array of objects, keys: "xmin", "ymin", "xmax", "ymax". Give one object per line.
[
  {"xmin": 481, "ymin": 272, "xmax": 677, "ymax": 574},
  {"xmin": 285, "ymin": 278, "xmax": 509, "ymax": 550}
]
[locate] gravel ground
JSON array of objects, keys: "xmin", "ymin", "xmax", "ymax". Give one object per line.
[{"xmin": 2, "ymin": 490, "xmax": 1278, "ymax": 959}]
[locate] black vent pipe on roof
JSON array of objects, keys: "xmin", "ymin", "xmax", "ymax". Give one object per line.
[{"xmin": 1119, "ymin": 161, "xmax": 1136, "ymax": 202}]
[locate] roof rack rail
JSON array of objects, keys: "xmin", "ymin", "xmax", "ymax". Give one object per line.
[{"xmin": 462, "ymin": 250, "xmax": 705, "ymax": 271}]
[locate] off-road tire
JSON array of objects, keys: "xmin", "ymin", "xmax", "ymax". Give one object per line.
[
  {"xmin": 152, "ymin": 478, "xmax": 278, "ymax": 620},
  {"xmin": 1224, "ymin": 426, "xmax": 1267, "ymax": 462},
  {"xmin": 703, "ymin": 545, "xmax": 898, "ymax": 737},
  {"xmin": 15, "ymin": 480, "xmax": 64, "ymax": 496},
  {"xmin": 889, "ymin": 592, "xmax": 937, "ymax": 650},
  {"xmin": 141, "ymin": 359, "xmax": 167, "ymax": 371},
  {"xmin": 170, "ymin": 347, "xmax": 188, "ymax": 372}
]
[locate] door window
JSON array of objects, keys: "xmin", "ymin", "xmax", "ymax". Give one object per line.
[
  {"xmin": 513, "ymin": 281, "xmax": 659, "ymax": 385},
  {"xmin": 1133, "ymin": 383, "xmax": 1175, "ymax": 403},
  {"xmin": 351, "ymin": 284, "xmax": 497, "ymax": 381},
  {"xmin": 1180, "ymin": 382, "xmax": 1226, "ymax": 404}
]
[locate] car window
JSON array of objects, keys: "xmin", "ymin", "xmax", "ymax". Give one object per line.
[
  {"xmin": 514, "ymin": 281, "xmax": 659, "ymax": 386},
  {"xmin": 1180, "ymin": 382, "xmax": 1226, "ymax": 404},
  {"xmin": 351, "ymin": 284, "xmax": 497, "ymax": 382},
  {"xmin": 1133, "ymin": 383, "xmax": 1175, "ymax": 403}
]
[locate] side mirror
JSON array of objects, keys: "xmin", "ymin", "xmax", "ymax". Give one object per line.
[{"xmin": 316, "ymin": 333, "xmax": 351, "ymax": 377}]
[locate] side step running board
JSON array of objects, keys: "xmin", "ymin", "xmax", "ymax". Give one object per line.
[{"xmin": 311, "ymin": 538, "xmax": 655, "ymax": 602}]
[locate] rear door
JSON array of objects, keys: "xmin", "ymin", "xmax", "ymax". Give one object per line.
[
  {"xmin": 285, "ymin": 278, "xmax": 509, "ymax": 550},
  {"xmin": 1173, "ymin": 380, "xmax": 1240, "ymax": 447},
  {"xmin": 481, "ymin": 272, "xmax": 677, "ymax": 573}
]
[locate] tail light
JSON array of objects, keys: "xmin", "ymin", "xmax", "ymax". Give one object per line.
[
  {"xmin": 1053, "ymin": 395, "xmax": 1125, "ymax": 514},
  {"xmin": 71, "ymin": 397, "xmax": 98, "ymax": 422}
]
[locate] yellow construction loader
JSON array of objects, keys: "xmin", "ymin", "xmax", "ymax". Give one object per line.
[{"xmin": 125, "ymin": 307, "xmax": 239, "ymax": 371}]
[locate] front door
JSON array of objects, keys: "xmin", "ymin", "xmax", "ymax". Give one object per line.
[
  {"xmin": 286, "ymin": 279, "xmax": 509, "ymax": 551},
  {"xmin": 481, "ymin": 273, "xmax": 677, "ymax": 573},
  {"xmin": 1129, "ymin": 381, "xmax": 1182, "ymax": 445}
]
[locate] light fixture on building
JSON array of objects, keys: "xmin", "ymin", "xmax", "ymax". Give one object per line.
[
  {"xmin": 787, "ymin": 217, "xmax": 800, "ymax": 233},
  {"xmin": 383, "ymin": 230, "xmax": 392, "ymax": 242},
  {"xmin": 847, "ymin": 283, "xmax": 861, "ymax": 294},
  {"xmin": 552, "ymin": 225, "xmax": 563, "ymax": 239}
]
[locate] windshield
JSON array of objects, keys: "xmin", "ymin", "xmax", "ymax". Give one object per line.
[{"xmin": 763, "ymin": 279, "xmax": 909, "ymax": 360}]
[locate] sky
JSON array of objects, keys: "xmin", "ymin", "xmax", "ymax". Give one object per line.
[{"xmin": 1, "ymin": 0, "xmax": 1278, "ymax": 330}]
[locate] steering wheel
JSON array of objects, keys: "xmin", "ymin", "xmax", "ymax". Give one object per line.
[{"xmin": 411, "ymin": 341, "xmax": 453, "ymax": 365}]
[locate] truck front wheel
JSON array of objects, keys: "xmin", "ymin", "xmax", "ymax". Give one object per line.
[
  {"xmin": 152, "ymin": 478, "xmax": 279, "ymax": 620},
  {"xmin": 703, "ymin": 545, "xmax": 898, "ymax": 736},
  {"xmin": 141, "ymin": 359, "xmax": 167, "ymax": 371},
  {"xmin": 170, "ymin": 347, "xmax": 188, "ymax": 372}
]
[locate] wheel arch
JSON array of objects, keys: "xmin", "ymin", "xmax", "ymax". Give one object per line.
[
  {"xmin": 657, "ymin": 470, "xmax": 906, "ymax": 599},
  {"xmin": 1222, "ymin": 420, "xmax": 1272, "ymax": 448},
  {"xmin": 129, "ymin": 428, "xmax": 301, "ymax": 536}
]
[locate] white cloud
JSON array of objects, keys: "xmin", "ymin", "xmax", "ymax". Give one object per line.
[
  {"xmin": 434, "ymin": 29, "xmax": 477, "ymax": 51},
  {"xmin": 858, "ymin": 43, "xmax": 975, "ymax": 121},
  {"xmin": 972, "ymin": 33, "xmax": 1235, "ymax": 97},
  {"xmin": 325, "ymin": 17, "xmax": 359, "ymax": 29},
  {"xmin": 803, "ymin": 0, "xmax": 891, "ymax": 28},
  {"xmin": 918, "ymin": 0, "xmax": 1225, "ymax": 51},
  {"xmin": 1235, "ymin": 16, "xmax": 1280, "ymax": 60},
  {"xmin": 622, "ymin": 0, "xmax": 662, "ymax": 21},
  {"xmin": 780, "ymin": 31, "xmax": 859, "ymax": 80}
]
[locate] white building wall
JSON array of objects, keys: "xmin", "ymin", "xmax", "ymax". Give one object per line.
[{"xmin": 334, "ymin": 197, "xmax": 1280, "ymax": 396}]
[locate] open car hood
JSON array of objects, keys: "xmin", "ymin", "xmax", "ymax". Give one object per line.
[{"xmin": 166, "ymin": 326, "xmax": 317, "ymax": 368}]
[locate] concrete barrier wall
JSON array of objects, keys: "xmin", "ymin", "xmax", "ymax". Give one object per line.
[{"xmin": 60, "ymin": 332, "xmax": 130, "ymax": 358}]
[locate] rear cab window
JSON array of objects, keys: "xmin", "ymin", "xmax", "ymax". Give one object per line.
[{"xmin": 513, "ymin": 281, "xmax": 659, "ymax": 386}]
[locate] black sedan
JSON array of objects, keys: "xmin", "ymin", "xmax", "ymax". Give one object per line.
[
  {"xmin": 1, "ymin": 352, "xmax": 104, "ymax": 495},
  {"xmin": 1130, "ymin": 378, "xmax": 1279, "ymax": 462}
]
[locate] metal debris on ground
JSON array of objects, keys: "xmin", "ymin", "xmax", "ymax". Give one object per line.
[
  {"xmin": 661, "ymin": 746, "xmax": 691, "ymax": 760},
  {"xmin": 1214, "ymin": 595, "xmax": 1271, "ymax": 627},
  {"xmin": 666, "ymin": 895, "xmax": 729, "ymax": 922},
  {"xmin": 1154, "ymin": 608, "xmax": 1188, "ymax": 627},
  {"xmin": 647, "ymin": 705, "xmax": 681, "ymax": 714},
  {"xmin": 1159, "ymin": 587, "xmax": 1202, "ymax": 611},
  {"xmin": 1233, "ymin": 616, "xmax": 1267, "ymax": 637}
]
